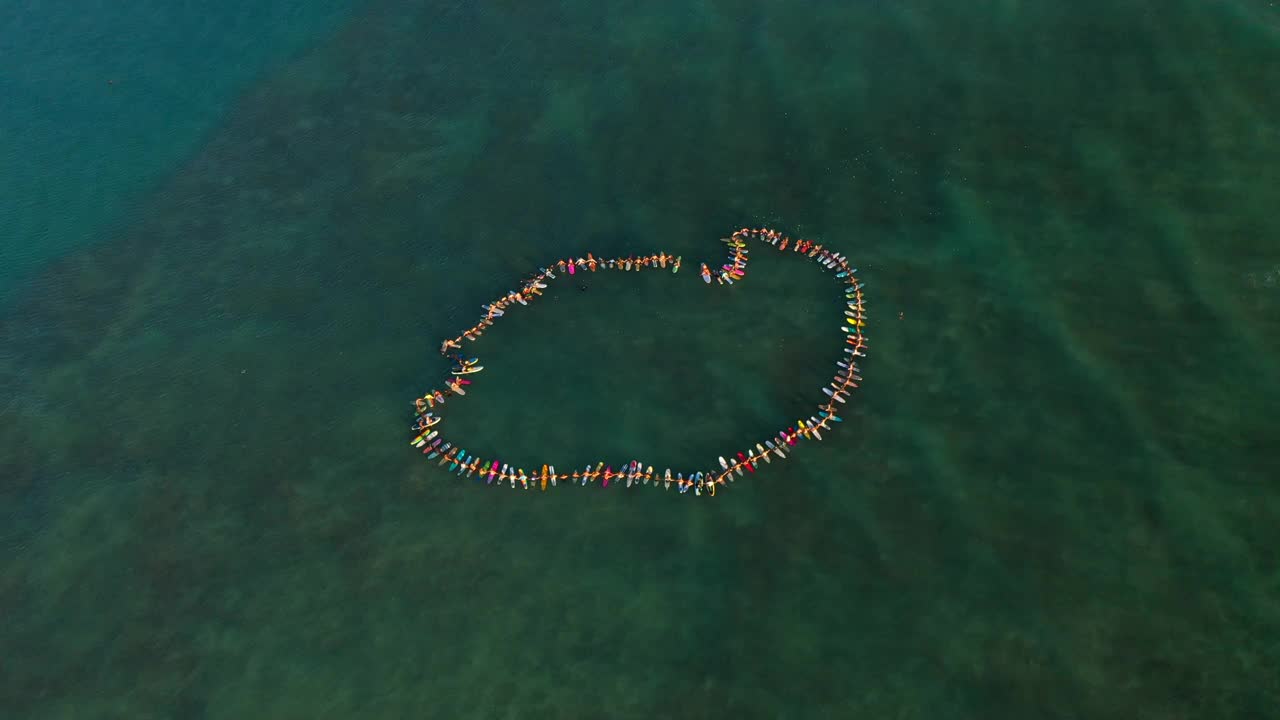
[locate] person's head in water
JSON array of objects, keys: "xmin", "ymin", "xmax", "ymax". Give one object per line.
[{"xmin": 578, "ymin": 284, "xmax": 587, "ymax": 292}]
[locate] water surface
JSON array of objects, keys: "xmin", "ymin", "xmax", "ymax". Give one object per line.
[{"xmin": 2, "ymin": 2, "xmax": 1279, "ymax": 718}]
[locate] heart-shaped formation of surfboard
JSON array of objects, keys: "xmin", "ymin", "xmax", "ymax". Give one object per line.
[{"xmin": 410, "ymin": 227, "xmax": 867, "ymax": 497}]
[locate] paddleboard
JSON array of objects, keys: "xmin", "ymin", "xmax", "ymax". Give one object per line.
[
  {"xmin": 411, "ymin": 428, "xmax": 439, "ymax": 446},
  {"xmin": 410, "ymin": 418, "xmax": 441, "ymax": 442}
]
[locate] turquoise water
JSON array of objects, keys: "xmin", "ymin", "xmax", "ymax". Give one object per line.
[
  {"xmin": 0, "ymin": 0, "xmax": 352, "ymax": 303},
  {"xmin": 3, "ymin": 1, "xmax": 1280, "ymax": 718}
]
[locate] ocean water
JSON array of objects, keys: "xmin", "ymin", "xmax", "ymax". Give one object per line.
[
  {"xmin": 2, "ymin": 1, "xmax": 1279, "ymax": 718},
  {"xmin": 0, "ymin": 0, "xmax": 353, "ymax": 303}
]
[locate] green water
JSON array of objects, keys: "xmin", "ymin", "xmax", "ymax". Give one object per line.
[{"xmin": 3, "ymin": 1, "xmax": 1279, "ymax": 718}]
